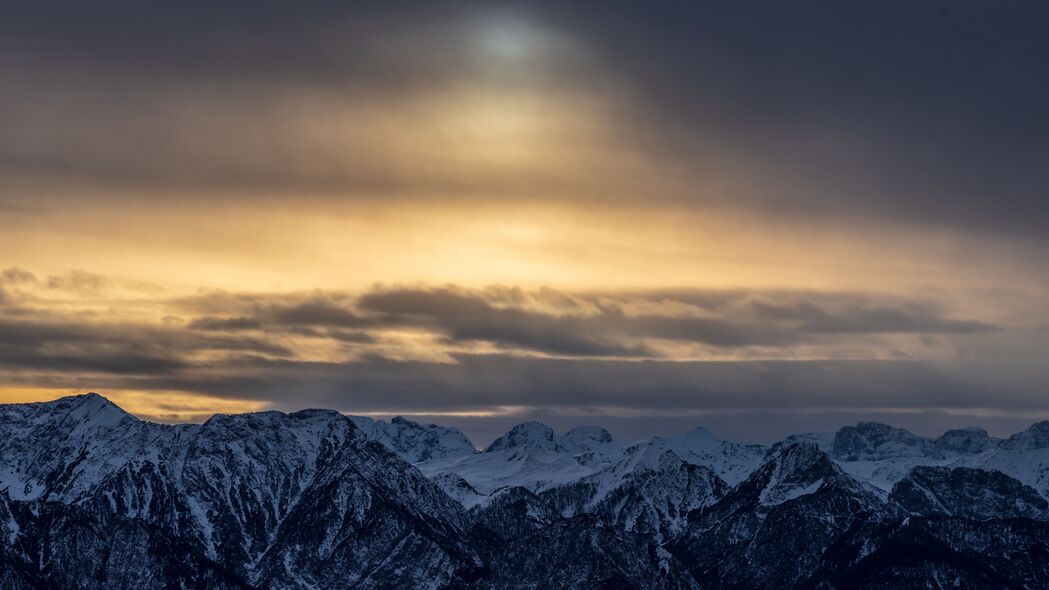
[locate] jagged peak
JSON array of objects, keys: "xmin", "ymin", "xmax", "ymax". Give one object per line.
[
  {"xmin": 346, "ymin": 414, "xmax": 476, "ymax": 464},
  {"xmin": 767, "ymin": 442, "xmax": 829, "ymax": 472},
  {"xmin": 485, "ymin": 421, "xmax": 558, "ymax": 452},
  {"xmin": 36, "ymin": 392, "xmax": 133, "ymax": 427},
  {"xmin": 743, "ymin": 442, "xmax": 854, "ymax": 507}
]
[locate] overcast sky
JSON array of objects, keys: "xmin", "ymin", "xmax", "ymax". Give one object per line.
[{"xmin": 2, "ymin": 1, "xmax": 1048, "ymax": 445}]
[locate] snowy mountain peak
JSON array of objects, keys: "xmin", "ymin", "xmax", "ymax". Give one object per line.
[
  {"xmin": 752, "ymin": 443, "xmax": 849, "ymax": 506},
  {"xmin": 766, "ymin": 442, "xmax": 829, "ymax": 474},
  {"xmin": 935, "ymin": 426, "xmax": 996, "ymax": 453},
  {"xmin": 1001, "ymin": 420, "xmax": 1049, "ymax": 450},
  {"xmin": 485, "ymin": 421, "xmax": 559, "ymax": 452},
  {"xmin": 832, "ymin": 421, "xmax": 936, "ymax": 461},
  {"xmin": 64, "ymin": 392, "xmax": 132, "ymax": 426},
  {"xmin": 562, "ymin": 426, "xmax": 613, "ymax": 447},
  {"xmin": 348, "ymin": 414, "xmax": 476, "ymax": 464}
]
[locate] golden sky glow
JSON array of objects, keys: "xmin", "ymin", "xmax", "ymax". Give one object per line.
[{"xmin": 2, "ymin": 3, "xmax": 1048, "ymax": 440}]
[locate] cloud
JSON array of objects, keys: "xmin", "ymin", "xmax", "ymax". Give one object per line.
[
  {"xmin": 357, "ymin": 286, "xmax": 997, "ymax": 356},
  {"xmin": 1, "ymin": 268, "xmax": 36, "ymax": 284},
  {"xmin": 0, "ymin": 272, "xmax": 1040, "ymax": 441},
  {"xmin": 748, "ymin": 298, "xmax": 998, "ymax": 335},
  {"xmin": 269, "ymin": 299, "xmax": 367, "ymax": 327},
  {"xmin": 45, "ymin": 270, "xmax": 109, "ymax": 295},
  {"xmin": 0, "ymin": 279, "xmax": 1000, "ymax": 378},
  {"xmin": 0, "ymin": 316, "xmax": 294, "ymax": 377},
  {"xmin": 188, "ymin": 316, "xmax": 263, "ymax": 331}
]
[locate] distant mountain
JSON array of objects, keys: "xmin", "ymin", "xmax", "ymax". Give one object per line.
[
  {"xmin": 6, "ymin": 393, "xmax": 1049, "ymax": 589},
  {"xmin": 826, "ymin": 420, "xmax": 1049, "ymax": 499},
  {"xmin": 348, "ymin": 414, "xmax": 477, "ymax": 464}
]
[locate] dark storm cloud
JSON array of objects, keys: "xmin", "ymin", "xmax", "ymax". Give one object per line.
[
  {"xmin": 357, "ymin": 286, "xmax": 996, "ymax": 353},
  {"xmin": 0, "ymin": 276, "xmax": 1042, "ymax": 439},
  {"xmin": 166, "ymin": 285, "xmax": 1003, "ymax": 358},
  {"xmin": 188, "ymin": 316, "xmax": 263, "ymax": 331},
  {"xmin": 0, "ymin": 317, "xmax": 293, "ymax": 376},
  {"xmin": 358, "ymin": 288, "xmax": 645, "ymax": 356},
  {"xmin": 0, "ymin": 283, "xmax": 997, "ymax": 385},
  {"xmin": 269, "ymin": 299, "xmax": 367, "ymax": 328},
  {"xmin": 3, "ymin": 2, "xmax": 1048, "ymax": 237},
  {"xmin": 749, "ymin": 299, "xmax": 996, "ymax": 335},
  {"xmin": 555, "ymin": 1, "xmax": 1049, "ymax": 236}
]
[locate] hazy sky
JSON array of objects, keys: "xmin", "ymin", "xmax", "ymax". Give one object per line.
[{"xmin": 2, "ymin": 1, "xmax": 1048, "ymax": 444}]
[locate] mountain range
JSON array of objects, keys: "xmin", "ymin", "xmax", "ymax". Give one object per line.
[{"xmin": 4, "ymin": 393, "xmax": 1049, "ymax": 588}]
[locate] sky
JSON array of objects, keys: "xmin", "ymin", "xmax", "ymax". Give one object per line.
[{"xmin": 2, "ymin": 1, "xmax": 1048, "ymax": 445}]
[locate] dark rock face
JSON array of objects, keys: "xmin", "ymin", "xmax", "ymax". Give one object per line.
[
  {"xmin": 472, "ymin": 515, "xmax": 700, "ymax": 590},
  {"xmin": 0, "ymin": 493, "xmax": 249, "ymax": 589},
  {"xmin": 808, "ymin": 517, "xmax": 1049, "ymax": 589},
  {"xmin": 470, "ymin": 486, "xmax": 560, "ymax": 542},
  {"xmin": 891, "ymin": 466, "xmax": 1049, "ymax": 520}
]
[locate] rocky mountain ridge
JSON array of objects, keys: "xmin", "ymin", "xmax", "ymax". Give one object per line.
[{"xmin": 4, "ymin": 393, "xmax": 1049, "ymax": 589}]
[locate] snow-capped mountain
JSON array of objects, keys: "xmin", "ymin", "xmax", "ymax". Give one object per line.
[
  {"xmin": 0, "ymin": 394, "xmax": 480, "ymax": 589},
  {"xmin": 828, "ymin": 420, "xmax": 1049, "ymax": 499},
  {"xmin": 6, "ymin": 393, "xmax": 1049, "ymax": 589},
  {"xmin": 417, "ymin": 421, "xmax": 601, "ymax": 494},
  {"xmin": 539, "ymin": 443, "xmax": 727, "ymax": 542},
  {"xmin": 347, "ymin": 414, "xmax": 476, "ymax": 464},
  {"xmin": 671, "ymin": 443, "xmax": 891, "ymax": 589}
]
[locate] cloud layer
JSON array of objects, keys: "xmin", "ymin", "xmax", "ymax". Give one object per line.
[{"xmin": 4, "ymin": 269, "xmax": 1045, "ymax": 442}]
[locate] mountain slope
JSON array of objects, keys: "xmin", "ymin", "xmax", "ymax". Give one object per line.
[
  {"xmin": 890, "ymin": 466, "xmax": 1049, "ymax": 520},
  {"xmin": 540, "ymin": 443, "xmax": 727, "ymax": 542},
  {"xmin": 473, "ymin": 514, "xmax": 700, "ymax": 590},
  {"xmin": 670, "ymin": 443, "xmax": 891, "ymax": 589},
  {"xmin": 0, "ymin": 394, "xmax": 482, "ymax": 589}
]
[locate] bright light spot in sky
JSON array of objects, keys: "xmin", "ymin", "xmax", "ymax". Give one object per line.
[{"xmin": 474, "ymin": 15, "xmax": 544, "ymax": 62}]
